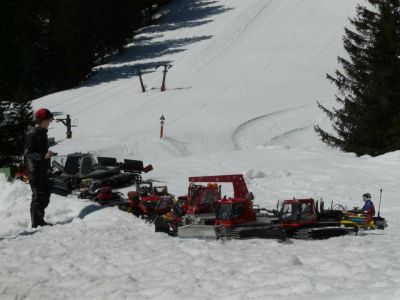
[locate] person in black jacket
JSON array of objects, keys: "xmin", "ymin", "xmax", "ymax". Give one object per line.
[{"xmin": 24, "ymin": 108, "xmax": 57, "ymax": 228}]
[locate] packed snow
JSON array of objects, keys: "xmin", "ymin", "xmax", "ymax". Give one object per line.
[{"xmin": 2, "ymin": 0, "xmax": 400, "ymax": 299}]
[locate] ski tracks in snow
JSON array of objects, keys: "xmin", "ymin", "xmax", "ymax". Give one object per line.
[{"xmin": 232, "ymin": 103, "xmax": 318, "ymax": 151}]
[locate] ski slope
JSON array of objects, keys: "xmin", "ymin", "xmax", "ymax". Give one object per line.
[
  {"xmin": 34, "ymin": 0, "xmax": 358, "ymax": 159},
  {"xmin": 2, "ymin": 0, "xmax": 400, "ymax": 299}
]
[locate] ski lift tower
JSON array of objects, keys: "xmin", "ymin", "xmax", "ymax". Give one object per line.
[
  {"xmin": 135, "ymin": 66, "xmax": 146, "ymax": 93},
  {"xmin": 160, "ymin": 64, "xmax": 173, "ymax": 92},
  {"xmin": 56, "ymin": 114, "xmax": 77, "ymax": 139}
]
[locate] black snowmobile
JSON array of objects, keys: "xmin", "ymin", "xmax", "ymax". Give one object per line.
[{"xmin": 51, "ymin": 152, "xmax": 152, "ymax": 196}]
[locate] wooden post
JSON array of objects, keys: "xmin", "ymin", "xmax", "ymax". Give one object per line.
[
  {"xmin": 56, "ymin": 114, "xmax": 76, "ymax": 139},
  {"xmin": 160, "ymin": 65, "xmax": 172, "ymax": 91},
  {"xmin": 160, "ymin": 114, "xmax": 165, "ymax": 138},
  {"xmin": 66, "ymin": 114, "xmax": 72, "ymax": 138},
  {"xmin": 137, "ymin": 67, "xmax": 146, "ymax": 93}
]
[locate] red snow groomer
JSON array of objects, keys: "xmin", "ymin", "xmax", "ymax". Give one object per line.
[
  {"xmin": 211, "ymin": 175, "xmax": 283, "ymax": 240},
  {"xmin": 215, "ymin": 197, "xmax": 358, "ymax": 240},
  {"xmin": 95, "ymin": 186, "xmax": 124, "ymax": 206},
  {"xmin": 181, "ymin": 178, "xmax": 223, "ymax": 224},
  {"xmin": 121, "ymin": 181, "xmax": 173, "ymax": 221},
  {"xmin": 177, "ymin": 174, "xmax": 278, "ymax": 239},
  {"xmin": 180, "ymin": 174, "xmax": 251, "ymax": 227},
  {"xmin": 278, "ymin": 198, "xmax": 357, "ymax": 239}
]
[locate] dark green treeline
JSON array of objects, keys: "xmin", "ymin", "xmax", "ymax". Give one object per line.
[
  {"xmin": 0, "ymin": 0, "xmax": 172, "ymax": 103},
  {"xmin": 0, "ymin": 0, "xmax": 172, "ymax": 165}
]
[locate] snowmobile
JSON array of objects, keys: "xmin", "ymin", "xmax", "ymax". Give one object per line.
[
  {"xmin": 51, "ymin": 152, "xmax": 152, "ymax": 196},
  {"xmin": 341, "ymin": 210, "xmax": 388, "ymax": 230},
  {"xmin": 337, "ymin": 189, "xmax": 388, "ymax": 231}
]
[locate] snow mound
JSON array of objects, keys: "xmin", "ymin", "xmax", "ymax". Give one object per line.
[{"xmin": 368, "ymin": 150, "xmax": 400, "ymax": 163}]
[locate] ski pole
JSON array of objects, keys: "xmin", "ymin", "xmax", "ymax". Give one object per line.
[{"xmin": 378, "ymin": 188, "xmax": 382, "ymax": 217}]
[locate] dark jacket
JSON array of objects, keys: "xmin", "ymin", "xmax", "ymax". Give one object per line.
[
  {"xmin": 24, "ymin": 126, "xmax": 51, "ymax": 178},
  {"xmin": 362, "ymin": 199, "xmax": 375, "ymax": 216}
]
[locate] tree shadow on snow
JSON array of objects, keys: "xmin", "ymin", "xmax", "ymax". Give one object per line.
[
  {"xmin": 84, "ymin": 0, "xmax": 233, "ymax": 87},
  {"xmin": 139, "ymin": 0, "xmax": 233, "ymax": 35}
]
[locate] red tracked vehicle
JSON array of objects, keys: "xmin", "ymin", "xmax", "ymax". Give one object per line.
[
  {"xmin": 213, "ymin": 180, "xmax": 283, "ymax": 240},
  {"xmin": 278, "ymin": 198, "xmax": 357, "ymax": 239},
  {"xmin": 178, "ymin": 174, "xmax": 279, "ymax": 239},
  {"xmin": 215, "ymin": 198, "xmax": 358, "ymax": 240},
  {"xmin": 181, "ymin": 174, "xmax": 253, "ymax": 224},
  {"xmin": 121, "ymin": 181, "xmax": 173, "ymax": 220}
]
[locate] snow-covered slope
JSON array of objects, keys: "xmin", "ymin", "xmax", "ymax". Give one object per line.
[
  {"xmin": 35, "ymin": 0, "xmax": 358, "ymax": 160},
  {"xmin": 2, "ymin": 0, "xmax": 400, "ymax": 299}
]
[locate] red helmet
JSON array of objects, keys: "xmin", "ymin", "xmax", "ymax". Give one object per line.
[{"xmin": 35, "ymin": 108, "xmax": 54, "ymax": 121}]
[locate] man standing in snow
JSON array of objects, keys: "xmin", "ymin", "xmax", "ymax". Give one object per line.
[
  {"xmin": 24, "ymin": 108, "xmax": 57, "ymax": 228},
  {"xmin": 361, "ymin": 193, "xmax": 375, "ymax": 216}
]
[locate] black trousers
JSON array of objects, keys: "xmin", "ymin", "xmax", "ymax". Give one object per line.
[{"xmin": 29, "ymin": 175, "xmax": 52, "ymax": 227}]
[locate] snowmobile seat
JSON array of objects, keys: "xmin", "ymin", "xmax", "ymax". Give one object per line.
[
  {"xmin": 122, "ymin": 159, "xmax": 143, "ymax": 173},
  {"xmin": 97, "ymin": 157, "xmax": 118, "ymax": 167},
  {"xmin": 318, "ymin": 210, "xmax": 344, "ymax": 222}
]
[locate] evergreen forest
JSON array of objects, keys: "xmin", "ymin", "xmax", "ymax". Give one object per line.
[{"xmin": 0, "ymin": 0, "xmax": 172, "ymax": 165}]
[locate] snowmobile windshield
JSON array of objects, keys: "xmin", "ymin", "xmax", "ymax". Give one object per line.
[
  {"xmin": 216, "ymin": 204, "xmax": 232, "ymax": 220},
  {"xmin": 280, "ymin": 203, "xmax": 301, "ymax": 221}
]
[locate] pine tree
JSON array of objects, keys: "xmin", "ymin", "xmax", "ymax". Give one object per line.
[
  {"xmin": 315, "ymin": 0, "xmax": 400, "ymax": 156},
  {"xmin": 0, "ymin": 101, "xmax": 33, "ymax": 166}
]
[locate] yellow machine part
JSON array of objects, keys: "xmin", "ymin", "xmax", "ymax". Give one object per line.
[
  {"xmin": 340, "ymin": 220, "xmax": 359, "ymax": 228},
  {"xmin": 340, "ymin": 219, "xmax": 376, "ymax": 230}
]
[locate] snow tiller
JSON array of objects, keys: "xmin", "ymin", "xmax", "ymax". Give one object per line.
[
  {"xmin": 177, "ymin": 175, "xmax": 242, "ymax": 239},
  {"xmin": 277, "ymin": 199, "xmax": 358, "ymax": 239},
  {"xmin": 119, "ymin": 181, "xmax": 175, "ymax": 221},
  {"xmin": 177, "ymin": 174, "xmax": 281, "ymax": 240},
  {"xmin": 215, "ymin": 197, "xmax": 358, "ymax": 241}
]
